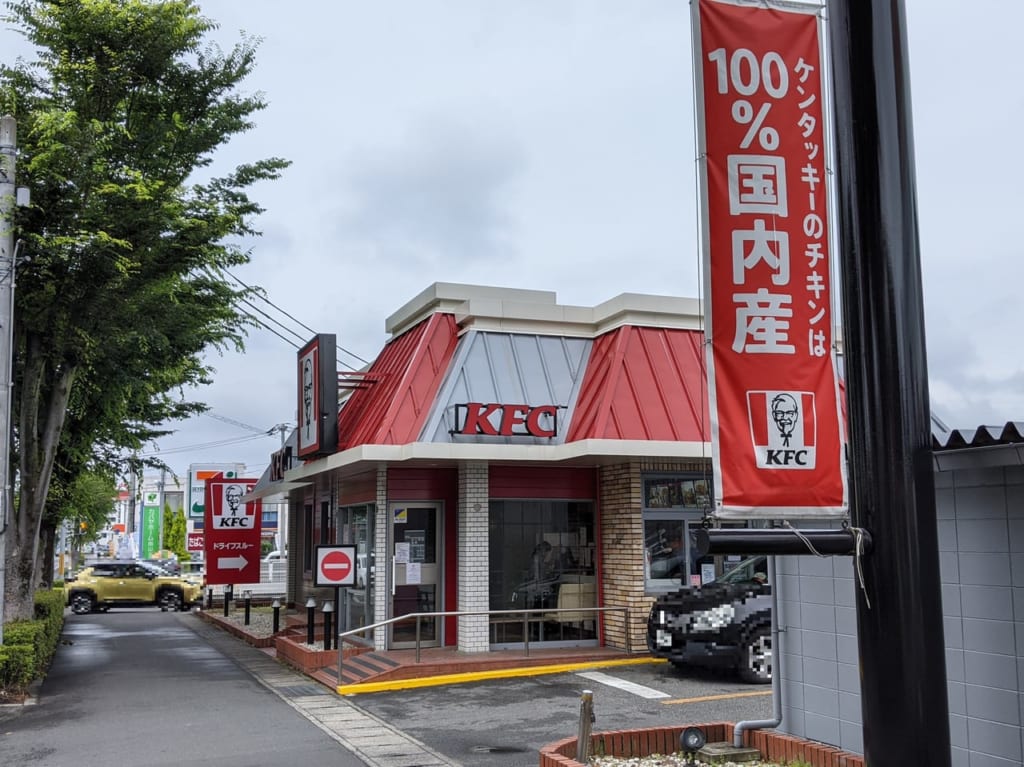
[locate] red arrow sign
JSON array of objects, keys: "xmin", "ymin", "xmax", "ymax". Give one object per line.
[{"xmin": 315, "ymin": 546, "xmax": 356, "ymax": 587}]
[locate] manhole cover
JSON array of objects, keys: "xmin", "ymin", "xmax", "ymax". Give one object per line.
[{"xmin": 470, "ymin": 746, "xmax": 529, "ymax": 754}]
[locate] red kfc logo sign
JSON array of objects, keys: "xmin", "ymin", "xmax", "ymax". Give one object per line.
[{"xmin": 452, "ymin": 403, "xmax": 559, "ymax": 438}]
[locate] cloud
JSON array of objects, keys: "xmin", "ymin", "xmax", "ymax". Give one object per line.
[{"xmin": 335, "ymin": 116, "xmax": 525, "ymax": 269}]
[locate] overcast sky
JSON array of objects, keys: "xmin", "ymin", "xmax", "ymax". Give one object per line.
[{"xmin": 3, "ymin": 1, "xmax": 1017, "ymax": 484}]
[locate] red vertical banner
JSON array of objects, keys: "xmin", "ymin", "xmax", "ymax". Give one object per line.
[
  {"xmin": 203, "ymin": 475, "xmax": 262, "ymax": 585},
  {"xmin": 694, "ymin": 0, "xmax": 847, "ymax": 518}
]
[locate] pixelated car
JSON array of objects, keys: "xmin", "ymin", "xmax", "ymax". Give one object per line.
[
  {"xmin": 64, "ymin": 559, "xmax": 202, "ymax": 614},
  {"xmin": 647, "ymin": 554, "xmax": 771, "ymax": 683}
]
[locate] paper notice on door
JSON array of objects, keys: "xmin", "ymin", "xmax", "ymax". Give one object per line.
[
  {"xmin": 406, "ymin": 562, "xmax": 422, "ymax": 584},
  {"xmin": 394, "ymin": 542, "xmax": 410, "ymax": 564}
]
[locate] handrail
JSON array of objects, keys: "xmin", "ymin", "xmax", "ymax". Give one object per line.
[{"xmin": 335, "ymin": 605, "xmax": 633, "ymax": 683}]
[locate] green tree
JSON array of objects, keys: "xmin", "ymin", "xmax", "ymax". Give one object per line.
[
  {"xmin": 1, "ymin": 0, "xmax": 288, "ymax": 621},
  {"xmin": 64, "ymin": 470, "xmax": 117, "ymax": 570},
  {"xmin": 162, "ymin": 505, "xmax": 187, "ymax": 561}
]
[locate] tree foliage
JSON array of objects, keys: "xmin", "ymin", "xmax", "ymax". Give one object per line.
[
  {"xmin": 1, "ymin": 0, "xmax": 288, "ymax": 621},
  {"xmin": 161, "ymin": 505, "xmax": 187, "ymax": 561}
]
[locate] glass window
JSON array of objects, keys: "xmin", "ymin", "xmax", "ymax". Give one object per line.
[
  {"xmin": 337, "ymin": 504, "xmax": 374, "ymax": 633},
  {"xmin": 488, "ymin": 500, "xmax": 597, "ymax": 646},
  {"xmin": 642, "ymin": 473, "xmax": 714, "ymax": 594}
]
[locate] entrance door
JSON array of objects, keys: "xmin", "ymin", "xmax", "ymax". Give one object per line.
[{"xmin": 389, "ymin": 504, "xmax": 442, "ymax": 649}]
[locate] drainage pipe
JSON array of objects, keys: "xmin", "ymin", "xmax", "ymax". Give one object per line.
[{"xmin": 733, "ymin": 555, "xmax": 781, "ymax": 748}]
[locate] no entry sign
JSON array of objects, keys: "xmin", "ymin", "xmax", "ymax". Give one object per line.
[{"xmin": 315, "ymin": 545, "xmax": 357, "ymax": 587}]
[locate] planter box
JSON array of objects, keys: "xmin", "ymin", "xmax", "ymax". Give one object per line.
[
  {"xmin": 274, "ymin": 631, "xmax": 371, "ymax": 676},
  {"xmin": 539, "ymin": 722, "xmax": 866, "ymax": 767}
]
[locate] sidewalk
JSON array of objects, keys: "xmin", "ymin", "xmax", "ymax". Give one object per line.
[{"xmin": 188, "ymin": 613, "xmax": 460, "ymax": 767}]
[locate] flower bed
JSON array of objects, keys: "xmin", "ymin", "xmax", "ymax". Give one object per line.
[{"xmin": 539, "ymin": 722, "xmax": 865, "ymax": 767}]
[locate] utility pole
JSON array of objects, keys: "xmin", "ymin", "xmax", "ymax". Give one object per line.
[{"xmin": 0, "ymin": 115, "xmax": 19, "ymax": 643}]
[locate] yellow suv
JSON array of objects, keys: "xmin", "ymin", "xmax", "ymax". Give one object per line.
[{"xmin": 65, "ymin": 560, "xmax": 202, "ymax": 614}]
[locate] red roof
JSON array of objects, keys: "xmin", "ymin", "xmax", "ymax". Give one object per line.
[
  {"xmin": 337, "ymin": 313, "xmax": 459, "ymax": 449},
  {"xmin": 566, "ymin": 326, "xmax": 710, "ymax": 442}
]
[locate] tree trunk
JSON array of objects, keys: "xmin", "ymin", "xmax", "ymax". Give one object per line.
[
  {"xmin": 3, "ymin": 336, "xmax": 76, "ymax": 623},
  {"xmin": 40, "ymin": 522, "xmax": 55, "ymax": 588}
]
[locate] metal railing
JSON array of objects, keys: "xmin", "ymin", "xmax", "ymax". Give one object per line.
[{"xmin": 335, "ymin": 605, "xmax": 633, "ymax": 682}]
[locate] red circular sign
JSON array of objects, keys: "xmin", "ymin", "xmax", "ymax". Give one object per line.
[{"xmin": 320, "ymin": 549, "xmax": 353, "ymax": 584}]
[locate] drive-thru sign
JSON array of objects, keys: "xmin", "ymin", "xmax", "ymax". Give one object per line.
[
  {"xmin": 203, "ymin": 475, "xmax": 261, "ymax": 585},
  {"xmin": 314, "ymin": 545, "xmax": 356, "ymax": 587}
]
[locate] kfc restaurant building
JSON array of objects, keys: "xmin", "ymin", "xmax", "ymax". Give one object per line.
[{"xmin": 273, "ymin": 282, "xmax": 721, "ymax": 654}]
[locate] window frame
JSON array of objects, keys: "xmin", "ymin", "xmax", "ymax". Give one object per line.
[{"xmin": 641, "ymin": 472, "xmax": 713, "ymax": 595}]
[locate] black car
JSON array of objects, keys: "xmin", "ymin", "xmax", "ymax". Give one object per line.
[{"xmin": 647, "ymin": 554, "xmax": 771, "ymax": 683}]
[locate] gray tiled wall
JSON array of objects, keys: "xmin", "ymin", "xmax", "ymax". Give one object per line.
[{"xmin": 777, "ymin": 464, "xmax": 1024, "ymax": 767}]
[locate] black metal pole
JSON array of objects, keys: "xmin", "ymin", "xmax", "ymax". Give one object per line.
[
  {"xmin": 322, "ymin": 604, "xmax": 332, "ymax": 652},
  {"xmin": 306, "ymin": 599, "xmax": 315, "ymax": 645},
  {"xmin": 694, "ymin": 528, "xmax": 871, "ymax": 557},
  {"xmin": 206, "ymin": 587, "xmax": 213, "ymax": 610},
  {"xmin": 243, "ymin": 592, "xmax": 251, "ymax": 626},
  {"xmin": 272, "ymin": 599, "xmax": 281, "ymax": 634},
  {"xmin": 223, "ymin": 584, "xmax": 232, "ymax": 618},
  {"xmin": 828, "ymin": 2, "xmax": 950, "ymax": 765}
]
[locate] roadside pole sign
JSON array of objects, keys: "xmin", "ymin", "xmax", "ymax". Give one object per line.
[
  {"xmin": 141, "ymin": 491, "xmax": 161, "ymax": 558},
  {"xmin": 314, "ymin": 545, "xmax": 357, "ymax": 587},
  {"xmin": 203, "ymin": 475, "xmax": 261, "ymax": 585},
  {"xmin": 187, "ymin": 463, "xmax": 245, "ymax": 518}
]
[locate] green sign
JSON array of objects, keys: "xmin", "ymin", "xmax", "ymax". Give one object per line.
[{"xmin": 141, "ymin": 505, "xmax": 161, "ymax": 558}]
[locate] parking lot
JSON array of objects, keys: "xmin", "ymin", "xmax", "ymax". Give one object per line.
[{"xmin": 353, "ymin": 661, "xmax": 774, "ymax": 767}]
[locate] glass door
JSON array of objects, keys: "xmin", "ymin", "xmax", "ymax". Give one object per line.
[{"xmin": 389, "ymin": 504, "xmax": 442, "ymax": 649}]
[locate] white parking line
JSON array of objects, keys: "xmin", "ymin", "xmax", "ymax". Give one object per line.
[{"xmin": 575, "ymin": 670, "xmax": 670, "ymax": 699}]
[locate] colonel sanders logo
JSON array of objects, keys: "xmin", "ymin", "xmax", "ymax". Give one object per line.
[
  {"xmin": 213, "ymin": 483, "xmax": 255, "ymax": 528},
  {"xmin": 748, "ymin": 390, "xmax": 817, "ymax": 469}
]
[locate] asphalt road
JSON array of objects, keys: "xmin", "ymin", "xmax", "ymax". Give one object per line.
[
  {"xmin": 2, "ymin": 610, "xmax": 773, "ymax": 767},
  {"xmin": 352, "ymin": 659, "xmax": 774, "ymax": 767},
  {"xmin": 0, "ymin": 610, "xmax": 367, "ymax": 767}
]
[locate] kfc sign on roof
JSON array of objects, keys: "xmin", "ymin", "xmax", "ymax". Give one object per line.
[{"xmin": 451, "ymin": 403, "xmax": 559, "ymax": 438}]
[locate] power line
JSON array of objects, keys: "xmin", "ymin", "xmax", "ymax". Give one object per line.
[
  {"xmin": 140, "ymin": 432, "xmax": 270, "ymax": 458},
  {"xmin": 224, "ymin": 268, "xmax": 370, "ymax": 365}
]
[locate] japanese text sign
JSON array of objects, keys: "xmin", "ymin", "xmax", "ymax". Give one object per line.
[
  {"xmin": 203, "ymin": 475, "xmax": 261, "ymax": 584},
  {"xmin": 693, "ymin": 0, "xmax": 847, "ymax": 518}
]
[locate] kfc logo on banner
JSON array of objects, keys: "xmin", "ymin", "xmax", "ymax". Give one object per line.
[
  {"xmin": 212, "ymin": 483, "xmax": 256, "ymax": 529},
  {"xmin": 748, "ymin": 391, "xmax": 816, "ymax": 469}
]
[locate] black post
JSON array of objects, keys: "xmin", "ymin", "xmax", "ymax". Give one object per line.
[
  {"xmin": 223, "ymin": 584, "xmax": 233, "ymax": 618},
  {"xmin": 306, "ymin": 598, "xmax": 315, "ymax": 645},
  {"xmin": 828, "ymin": 2, "xmax": 950, "ymax": 765},
  {"xmin": 272, "ymin": 599, "xmax": 281, "ymax": 635},
  {"xmin": 206, "ymin": 587, "xmax": 213, "ymax": 610},
  {"xmin": 243, "ymin": 591, "xmax": 252, "ymax": 626},
  {"xmin": 322, "ymin": 602, "xmax": 333, "ymax": 652}
]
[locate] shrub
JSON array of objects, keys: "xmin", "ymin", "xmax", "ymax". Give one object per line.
[
  {"xmin": 0, "ymin": 644, "xmax": 35, "ymax": 696},
  {"xmin": 0, "ymin": 588, "xmax": 66, "ymax": 696}
]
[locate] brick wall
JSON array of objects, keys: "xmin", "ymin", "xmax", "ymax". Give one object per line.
[
  {"xmin": 458, "ymin": 461, "xmax": 489, "ymax": 652},
  {"xmin": 373, "ymin": 467, "xmax": 388, "ymax": 652},
  {"xmin": 599, "ymin": 460, "xmax": 710, "ymax": 651},
  {"xmin": 599, "ymin": 462, "xmax": 645, "ymax": 650}
]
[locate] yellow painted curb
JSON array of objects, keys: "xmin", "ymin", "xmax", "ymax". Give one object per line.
[
  {"xmin": 337, "ymin": 656, "xmax": 666, "ymax": 695},
  {"xmin": 661, "ymin": 689, "xmax": 772, "ymax": 705}
]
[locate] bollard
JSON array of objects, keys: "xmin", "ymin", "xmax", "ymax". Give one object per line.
[
  {"xmin": 306, "ymin": 598, "xmax": 316, "ymax": 645},
  {"xmin": 272, "ymin": 599, "xmax": 281, "ymax": 634},
  {"xmin": 206, "ymin": 587, "xmax": 213, "ymax": 610},
  {"xmin": 322, "ymin": 601, "xmax": 334, "ymax": 651},
  {"xmin": 576, "ymin": 690, "xmax": 594, "ymax": 762},
  {"xmin": 223, "ymin": 584, "xmax": 233, "ymax": 617},
  {"xmin": 243, "ymin": 590, "xmax": 252, "ymax": 626}
]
